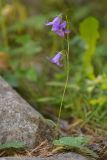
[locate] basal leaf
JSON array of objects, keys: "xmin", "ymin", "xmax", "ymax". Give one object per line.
[
  {"xmin": 53, "ymin": 136, "xmax": 90, "ymax": 148},
  {"xmin": 53, "ymin": 136, "xmax": 98, "ymax": 158},
  {"xmin": 0, "ymin": 141, "xmax": 25, "ymax": 150}
]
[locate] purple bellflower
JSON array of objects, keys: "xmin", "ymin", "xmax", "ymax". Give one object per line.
[
  {"xmin": 46, "ymin": 16, "xmax": 70, "ymax": 37},
  {"xmin": 48, "ymin": 52, "xmax": 63, "ymax": 67}
]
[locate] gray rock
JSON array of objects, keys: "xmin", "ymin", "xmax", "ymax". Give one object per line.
[
  {"xmin": 0, "ymin": 152, "xmax": 95, "ymax": 160},
  {"xmin": 0, "ymin": 76, "xmax": 55, "ymax": 149}
]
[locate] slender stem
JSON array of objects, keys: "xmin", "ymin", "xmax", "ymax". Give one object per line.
[
  {"xmin": 57, "ymin": 51, "xmax": 69, "ymax": 123},
  {"xmin": 56, "ymin": 17, "xmax": 70, "ymax": 134}
]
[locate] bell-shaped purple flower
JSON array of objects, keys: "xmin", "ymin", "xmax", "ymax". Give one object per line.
[
  {"xmin": 48, "ymin": 52, "xmax": 63, "ymax": 67},
  {"xmin": 46, "ymin": 16, "xmax": 70, "ymax": 38}
]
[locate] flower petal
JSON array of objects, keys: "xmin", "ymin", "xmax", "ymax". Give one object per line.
[
  {"xmin": 55, "ymin": 30, "xmax": 65, "ymax": 37},
  {"xmin": 48, "ymin": 52, "xmax": 63, "ymax": 67},
  {"xmin": 46, "ymin": 16, "xmax": 61, "ymax": 26},
  {"xmin": 61, "ymin": 21, "xmax": 66, "ymax": 28},
  {"xmin": 52, "ymin": 24, "xmax": 60, "ymax": 31},
  {"xmin": 45, "ymin": 22, "xmax": 53, "ymax": 26},
  {"xmin": 52, "ymin": 16, "xmax": 61, "ymax": 25}
]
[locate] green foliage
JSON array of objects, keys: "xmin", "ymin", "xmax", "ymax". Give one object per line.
[
  {"xmin": 13, "ymin": 41, "xmax": 42, "ymax": 56},
  {"xmin": 53, "ymin": 136, "xmax": 90, "ymax": 147},
  {"xmin": 24, "ymin": 15, "xmax": 46, "ymax": 30},
  {"xmin": 0, "ymin": 141, "xmax": 25, "ymax": 150},
  {"xmin": 80, "ymin": 17, "xmax": 100, "ymax": 79},
  {"xmin": 12, "ymin": 34, "xmax": 42, "ymax": 55},
  {"xmin": 4, "ymin": 68, "xmax": 38, "ymax": 87},
  {"xmin": 53, "ymin": 136, "xmax": 98, "ymax": 158},
  {"xmin": 72, "ymin": 6, "xmax": 92, "ymax": 21}
]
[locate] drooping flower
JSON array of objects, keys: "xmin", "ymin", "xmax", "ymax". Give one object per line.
[
  {"xmin": 46, "ymin": 16, "xmax": 61, "ymax": 27},
  {"xmin": 46, "ymin": 16, "xmax": 70, "ymax": 38},
  {"xmin": 48, "ymin": 52, "xmax": 63, "ymax": 67}
]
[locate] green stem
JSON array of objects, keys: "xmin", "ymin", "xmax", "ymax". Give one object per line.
[
  {"xmin": 56, "ymin": 17, "xmax": 70, "ymax": 134},
  {"xmin": 57, "ymin": 46, "xmax": 69, "ymax": 122}
]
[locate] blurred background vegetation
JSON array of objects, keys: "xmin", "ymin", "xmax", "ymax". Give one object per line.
[{"xmin": 0, "ymin": 0, "xmax": 107, "ymax": 131}]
